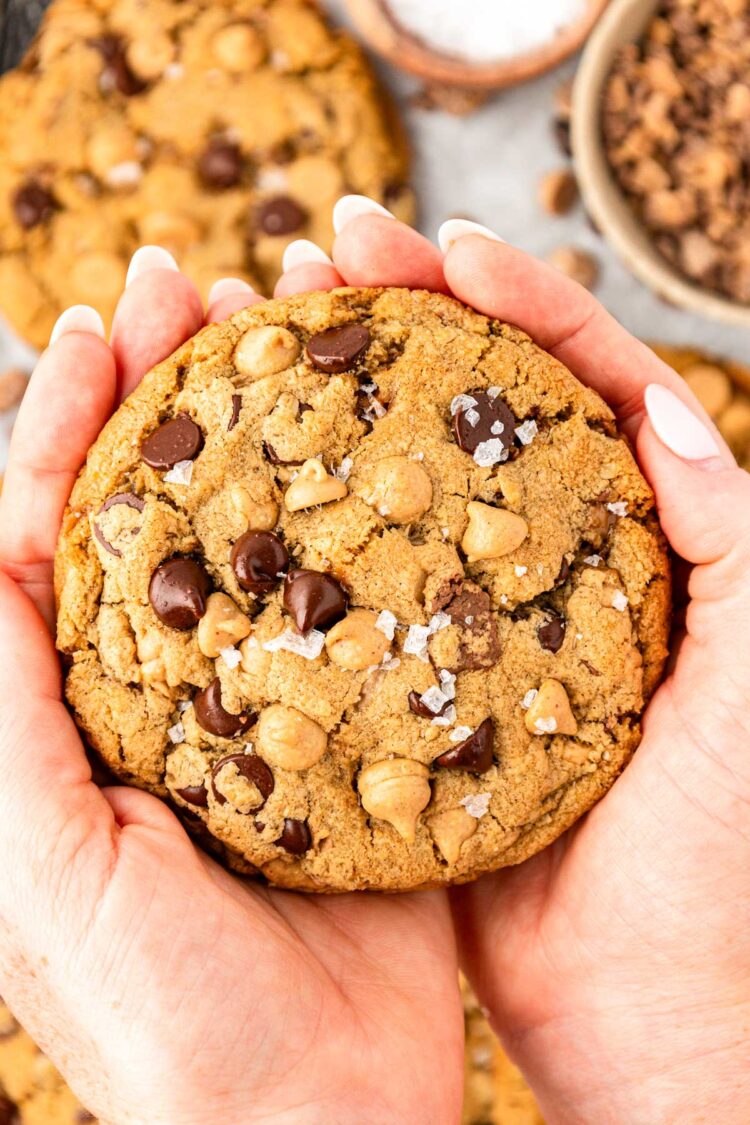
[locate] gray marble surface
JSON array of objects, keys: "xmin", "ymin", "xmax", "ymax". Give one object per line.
[{"xmin": 2, "ymin": 1, "xmax": 748, "ymax": 469}]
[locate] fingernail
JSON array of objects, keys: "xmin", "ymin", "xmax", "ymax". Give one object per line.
[
  {"xmin": 645, "ymin": 384, "xmax": 722, "ymax": 463},
  {"xmin": 50, "ymin": 305, "xmax": 106, "ymax": 345},
  {"xmin": 333, "ymin": 194, "xmax": 395, "ymax": 235},
  {"xmin": 282, "ymin": 239, "xmax": 334, "ymax": 272},
  {"xmin": 208, "ymin": 277, "xmax": 255, "ymax": 304},
  {"xmin": 126, "ymin": 245, "xmax": 179, "ymax": 287},
  {"xmin": 438, "ymin": 219, "xmax": 505, "ymax": 255}
]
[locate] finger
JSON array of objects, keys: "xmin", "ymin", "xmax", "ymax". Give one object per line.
[
  {"xmin": 442, "ymin": 234, "xmax": 711, "ymax": 440},
  {"xmin": 0, "ymin": 324, "xmax": 116, "ymax": 625},
  {"xmin": 205, "ymin": 278, "xmax": 264, "ymax": 324},
  {"xmin": 111, "ymin": 260, "xmax": 204, "ymax": 402},
  {"xmin": 274, "ymin": 262, "xmax": 344, "ymax": 297},
  {"xmin": 333, "ymin": 215, "xmax": 447, "ymax": 292},
  {"xmin": 0, "ymin": 573, "xmax": 115, "ymax": 936},
  {"xmin": 638, "ymin": 386, "xmax": 750, "ymax": 593}
]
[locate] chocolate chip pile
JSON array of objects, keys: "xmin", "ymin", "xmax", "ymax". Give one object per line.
[
  {"xmin": 0, "ymin": 0, "xmax": 413, "ymax": 348},
  {"xmin": 56, "ymin": 288, "xmax": 670, "ymax": 892},
  {"xmin": 603, "ymin": 0, "xmax": 750, "ymax": 303}
]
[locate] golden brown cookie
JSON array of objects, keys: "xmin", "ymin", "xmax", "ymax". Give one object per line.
[
  {"xmin": 55, "ymin": 287, "xmax": 671, "ymax": 892},
  {"xmin": 0, "ymin": 0, "xmax": 413, "ymax": 349},
  {"xmin": 0, "ymin": 1001, "xmax": 96, "ymax": 1124}
]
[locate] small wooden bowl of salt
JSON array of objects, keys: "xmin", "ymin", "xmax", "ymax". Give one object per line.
[{"xmin": 345, "ymin": 0, "xmax": 610, "ymax": 89}]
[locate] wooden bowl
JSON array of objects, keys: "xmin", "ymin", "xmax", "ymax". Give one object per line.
[
  {"xmin": 345, "ymin": 0, "xmax": 611, "ymax": 90},
  {"xmin": 572, "ymin": 0, "xmax": 750, "ymax": 327}
]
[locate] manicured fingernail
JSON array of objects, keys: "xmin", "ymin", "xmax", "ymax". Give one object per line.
[
  {"xmin": 49, "ymin": 305, "xmax": 106, "ymax": 345},
  {"xmin": 645, "ymin": 384, "xmax": 722, "ymax": 463},
  {"xmin": 282, "ymin": 239, "xmax": 334, "ymax": 271},
  {"xmin": 126, "ymin": 245, "xmax": 179, "ymax": 287},
  {"xmin": 438, "ymin": 219, "xmax": 505, "ymax": 254},
  {"xmin": 208, "ymin": 278, "xmax": 255, "ymax": 304},
  {"xmin": 333, "ymin": 194, "xmax": 395, "ymax": 235}
]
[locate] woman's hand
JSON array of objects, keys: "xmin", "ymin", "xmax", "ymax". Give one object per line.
[
  {"xmin": 293, "ymin": 200, "xmax": 750, "ymax": 1125},
  {"xmin": 0, "ymin": 247, "xmax": 464, "ymax": 1125}
]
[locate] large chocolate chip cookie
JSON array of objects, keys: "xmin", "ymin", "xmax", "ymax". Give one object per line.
[{"xmin": 55, "ymin": 288, "xmax": 671, "ymax": 892}]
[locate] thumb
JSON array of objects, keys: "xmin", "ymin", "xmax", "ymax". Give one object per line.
[{"xmin": 639, "ymin": 382, "xmax": 750, "ymax": 617}]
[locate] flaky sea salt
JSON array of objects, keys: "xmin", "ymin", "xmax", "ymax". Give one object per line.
[
  {"xmin": 460, "ymin": 792, "xmax": 492, "ymax": 819},
  {"xmin": 450, "ymin": 393, "xmax": 478, "ymax": 416},
  {"xmin": 487, "ymin": 386, "xmax": 502, "ymax": 399},
  {"xmin": 611, "ymin": 590, "xmax": 629, "ymax": 612},
  {"xmin": 584, "ymin": 554, "xmax": 602, "ymax": 567},
  {"xmin": 432, "ymin": 704, "xmax": 457, "ymax": 727},
  {"xmin": 500, "ymin": 594, "xmax": 509, "ymax": 605},
  {"xmin": 450, "ymin": 725, "xmax": 473, "ymax": 742},
  {"xmin": 535, "ymin": 716, "xmax": 558, "ymax": 733},
  {"xmin": 164, "ymin": 459, "xmax": 194, "ymax": 486},
  {"xmin": 515, "ymin": 565, "xmax": 527, "ymax": 577},
  {"xmin": 490, "ymin": 420, "xmax": 505, "ymax": 436},
  {"xmin": 607, "ymin": 500, "xmax": 629, "ymax": 517},
  {"xmin": 263, "ymin": 629, "xmax": 325, "ymax": 659},
  {"xmin": 420, "ymin": 685, "xmax": 451, "ymax": 713},
  {"xmin": 333, "ymin": 456, "xmax": 353, "ymax": 482},
  {"xmin": 375, "ymin": 610, "xmax": 398, "ymax": 640},
  {"xmin": 522, "ymin": 689, "xmax": 538, "ymax": 709},
  {"xmin": 439, "ymin": 669, "xmax": 457, "ymax": 700},
  {"xmin": 473, "ymin": 438, "xmax": 508, "ymax": 467},
  {"xmin": 386, "ymin": 0, "xmax": 588, "ymax": 63},
  {"xmin": 220, "ymin": 646, "xmax": 242, "ymax": 670},
  {"xmin": 403, "ymin": 612, "xmax": 449, "ymax": 662},
  {"xmin": 176, "ymin": 700, "xmax": 191, "ymax": 713},
  {"xmin": 105, "ymin": 161, "xmax": 143, "ymax": 188},
  {"xmin": 167, "ymin": 721, "xmax": 185, "ymax": 745},
  {"xmin": 515, "ymin": 419, "xmax": 538, "ymax": 446},
  {"xmin": 256, "ymin": 167, "xmax": 289, "ymax": 193},
  {"xmin": 465, "ymin": 407, "xmax": 481, "ymax": 428}
]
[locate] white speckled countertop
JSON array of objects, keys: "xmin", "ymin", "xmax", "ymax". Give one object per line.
[{"xmin": 2, "ymin": 1, "xmax": 747, "ymax": 470}]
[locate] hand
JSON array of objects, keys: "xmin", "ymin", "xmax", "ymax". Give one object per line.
[
  {"xmin": 0, "ymin": 251, "xmax": 464, "ymax": 1125},
  {"xmin": 280, "ymin": 204, "xmax": 750, "ymax": 1124}
]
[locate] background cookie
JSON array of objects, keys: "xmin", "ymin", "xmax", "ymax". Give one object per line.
[
  {"xmin": 0, "ymin": 0, "xmax": 413, "ymax": 349},
  {"xmin": 55, "ymin": 287, "xmax": 670, "ymax": 893}
]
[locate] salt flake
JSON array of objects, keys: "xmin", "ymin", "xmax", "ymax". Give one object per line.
[
  {"xmin": 465, "ymin": 407, "xmax": 481, "ymax": 428},
  {"xmin": 473, "ymin": 438, "xmax": 508, "ymax": 467},
  {"xmin": 167, "ymin": 721, "xmax": 185, "ymax": 745},
  {"xmin": 420, "ymin": 686, "xmax": 451, "ymax": 714},
  {"xmin": 460, "ymin": 792, "xmax": 492, "ymax": 818},
  {"xmin": 522, "ymin": 689, "xmax": 538, "ymax": 709},
  {"xmin": 220, "ymin": 646, "xmax": 242, "ymax": 670},
  {"xmin": 515, "ymin": 419, "xmax": 538, "ymax": 445},
  {"xmin": 105, "ymin": 161, "xmax": 143, "ymax": 188},
  {"xmin": 176, "ymin": 700, "xmax": 192, "ymax": 713},
  {"xmin": 375, "ymin": 610, "xmax": 398, "ymax": 640},
  {"xmin": 534, "ymin": 716, "xmax": 558, "ymax": 734},
  {"xmin": 164, "ymin": 459, "xmax": 194, "ymax": 486},
  {"xmin": 450, "ymin": 393, "xmax": 478, "ymax": 416},
  {"xmin": 263, "ymin": 629, "xmax": 325, "ymax": 659},
  {"xmin": 607, "ymin": 500, "xmax": 629, "ymax": 517},
  {"xmin": 490, "ymin": 420, "xmax": 505, "ymax": 435},
  {"xmin": 487, "ymin": 386, "xmax": 502, "ymax": 399},
  {"xmin": 611, "ymin": 590, "xmax": 629, "ymax": 612},
  {"xmin": 450, "ymin": 725, "xmax": 473, "ymax": 742},
  {"xmin": 584, "ymin": 554, "xmax": 602, "ymax": 567},
  {"xmin": 514, "ymin": 565, "xmax": 527, "ymax": 577},
  {"xmin": 432, "ymin": 704, "xmax": 457, "ymax": 727},
  {"xmin": 439, "ymin": 669, "xmax": 457, "ymax": 700}
]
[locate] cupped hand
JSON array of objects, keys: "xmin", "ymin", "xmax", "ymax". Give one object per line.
[
  {"xmin": 0, "ymin": 254, "xmax": 463, "ymax": 1125},
  {"xmin": 285, "ymin": 206, "xmax": 750, "ymax": 1123}
]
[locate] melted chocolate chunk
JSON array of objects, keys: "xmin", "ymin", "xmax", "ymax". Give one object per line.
[
  {"xmin": 435, "ymin": 718, "xmax": 494, "ymax": 773},
  {"xmin": 228, "ymin": 394, "xmax": 242, "ymax": 431},
  {"xmin": 231, "ymin": 531, "xmax": 289, "ymax": 594},
  {"xmin": 141, "ymin": 413, "xmax": 203, "ymax": 470},
  {"xmin": 408, "ymin": 691, "xmax": 452, "ymax": 719},
  {"xmin": 12, "ymin": 180, "xmax": 56, "ymax": 229},
  {"xmin": 277, "ymin": 817, "xmax": 312, "ymax": 854},
  {"xmin": 256, "ymin": 195, "xmax": 307, "ymax": 235},
  {"xmin": 306, "ymin": 324, "xmax": 371, "ymax": 373},
  {"xmin": 93, "ymin": 492, "xmax": 145, "ymax": 557},
  {"xmin": 175, "ymin": 783, "xmax": 209, "ymax": 809},
  {"xmin": 211, "ymin": 752, "xmax": 274, "ymax": 809},
  {"xmin": 283, "ymin": 569, "xmax": 348, "ymax": 632},
  {"xmin": 432, "ymin": 580, "xmax": 500, "ymax": 672},
  {"xmin": 149, "ymin": 557, "xmax": 212, "ymax": 629},
  {"xmin": 452, "ymin": 390, "xmax": 516, "ymax": 456},
  {"xmin": 91, "ymin": 34, "xmax": 147, "ymax": 96},
  {"xmin": 198, "ymin": 139, "xmax": 244, "ymax": 189},
  {"xmin": 538, "ymin": 614, "xmax": 566, "ymax": 654},
  {"xmin": 194, "ymin": 678, "xmax": 255, "ymax": 739}
]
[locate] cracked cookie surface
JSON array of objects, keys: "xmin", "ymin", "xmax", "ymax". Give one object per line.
[
  {"xmin": 0, "ymin": 0, "xmax": 413, "ymax": 349},
  {"xmin": 55, "ymin": 288, "xmax": 671, "ymax": 892}
]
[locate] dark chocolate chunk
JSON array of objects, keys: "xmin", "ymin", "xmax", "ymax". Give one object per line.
[
  {"xmin": 435, "ymin": 718, "xmax": 494, "ymax": 773},
  {"xmin": 408, "ymin": 691, "xmax": 452, "ymax": 719},
  {"xmin": 228, "ymin": 394, "xmax": 242, "ymax": 431},
  {"xmin": 306, "ymin": 324, "xmax": 371, "ymax": 373},
  {"xmin": 148, "ymin": 557, "xmax": 212, "ymax": 629},
  {"xmin": 141, "ymin": 413, "xmax": 203, "ymax": 470},
  {"xmin": 452, "ymin": 390, "xmax": 516, "ymax": 456},
  {"xmin": 283, "ymin": 569, "xmax": 348, "ymax": 632},
  {"xmin": 174, "ymin": 784, "xmax": 209, "ymax": 809},
  {"xmin": 211, "ymin": 751, "xmax": 274, "ymax": 809},
  {"xmin": 194, "ymin": 678, "xmax": 255, "ymax": 739},
  {"xmin": 277, "ymin": 817, "xmax": 312, "ymax": 854},
  {"xmin": 538, "ymin": 614, "xmax": 566, "ymax": 654},
  {"xmin": 231, "ymin": 531, "xmax": 288, "ymax": 594}
]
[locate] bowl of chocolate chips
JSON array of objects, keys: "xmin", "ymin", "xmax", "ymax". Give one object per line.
[{"xmin": 573, "ymin": 0, "xmax": 750, "ymax": 326}]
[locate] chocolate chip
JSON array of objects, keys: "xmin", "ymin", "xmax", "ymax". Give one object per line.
[
  {"xmin": 141, "ymin": 413, "xmax": 203, "ymax": 470},
  {"xmin": 93, "ymin": 492, "xmax": 145, "ymax": 557},
  {"xmin": 538, "ymin": 614, "xmax": 566, "ymax": 654},
  {"xmin": 452, "ymin": 390, "xmax": 516, "ymax": 456},
  {"xmin": 211, "ymin": 751, "xmax": 273, "ymax": 809},
  {"xmin": 435, "ymin": 718, "xmax": 494, "ymax": 773},
  {"xmin": 231, "ymin": 531, "xmax": 289, "ymax": 594},
  {"xmin": 256, "ymin": 195, "xmax": 307, "ymax": 236},
  {"xmin": 283, "ymin": 569, "xmax": 348, "ymax": 632},
  {"xmin": 228, "ymin": 394, "xmax": 242, "ymax": 432},
  {"xmin": 0, "ymin": 1093, "xmax": 18, "ymax": 1125},
  {"xmin": 306, "ymin": 324, "xmax": 371, "ymax": 374},
  {"xmin": 91, "ymin": 34, "xmax": 146, "ymax": 96},
  {"xmin": 433, "ymin": 580, "xmax": 500, "ymax": 672},
  {"xmin": 174, "ymin": 783, "xmax": 209, "ymax": 809},
  {"xmin": 198, "ymin": 139, "xmax": 244, "ymax": 189},
  {"xmin": 263, "ymin": 441, "xmax": 300, "ymax": 466},
  {"xmin": 408, "ymin": 691, "xmax": 452, "ymax": 719},
  {"xmin": 148, "ymin": 557, "xmax": 212, "ymax": 629},
  {"xmin": 12, "ymin": 181, "xmax": 56, "ymax": 229},
  {"xmin": 277, "ymin": 817, "xmax": 312, "ymax": 854},
  {"xmin": 195, "ymin": 678, "xmax": 256, "ymax": 739}
]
